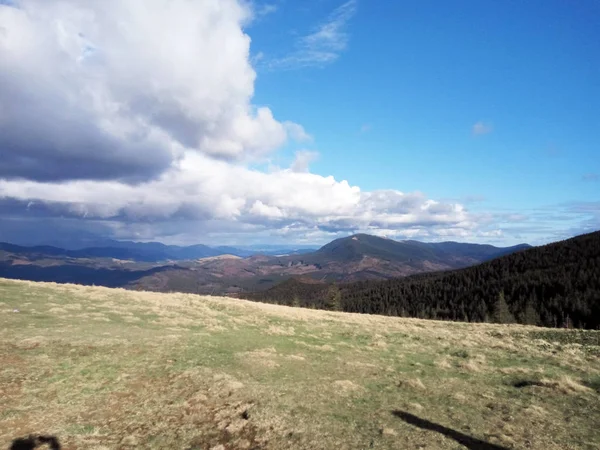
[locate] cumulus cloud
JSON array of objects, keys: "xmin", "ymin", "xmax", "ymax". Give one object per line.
[
  {"xmin": 284, "ymin": 122, "xmax": 312, "ymax": 142},
  {"xmin": 0, "ymin": 0, "xmax": 305, "ymax": 182},
  {"xmin": 472, "ymin": 121, "xmax": 493, "ymax": 136},
  {"xmin": 290, "ymin": 150, "xmax": 319, "ymax": 172},
  {"xmin": 0, "ymin": 0, "xmax": 500, "ymax": 245},
  {"xmin": 0, "ymin": 152, "xmax": 474, "ymax": 239}
]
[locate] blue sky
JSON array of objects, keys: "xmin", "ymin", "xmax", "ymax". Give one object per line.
[
  {"xmin": 0, "ymin": 0, "xmax": 598, "ymax": 246},
  {"xmin": 249, "ymin": 0, "xmax": 599, "ymax": 240}
]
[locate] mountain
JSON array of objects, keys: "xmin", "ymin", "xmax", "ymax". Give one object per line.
[
  {"xmin": 0, "ymin": 241, "xmax": 221, "ymax": 262},
  {"xmin": 0, "ymin": 241, "xmax": 317, "ymax": 262},
  {"xmin": 312, "ymin": 234, "xmax": 530, "ymax": 264},
  {"xmin": 243, "ymin": 231, "xmax": 600, "ymax": 329},
  {"xmin": 260, "ymin": 234, "xmax": 531, "ymax": 282},
  {"xmin": 125, "ymin": 235, "xmax": 531, "ymax": 293},
  {"xmin": 0, "ymin": 234, "xmax": 532, "ymax": 294}
]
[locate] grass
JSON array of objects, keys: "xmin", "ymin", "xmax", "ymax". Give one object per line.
[{"xmin": 0, "ymin": 278, "xmax": 599, "ymax": 449}]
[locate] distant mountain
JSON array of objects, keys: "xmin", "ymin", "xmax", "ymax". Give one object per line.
[
  {"xmin": 0, "ymin": 233, "xmax": 531, "ymax": 294},
  {"xmin": 213, "ymin": 245, "xmax": 317, "ymax": 257},
  {"xmin": 244, "ymin": 231, "xmax": 600, "ymax": 329},
  {"xmin": 262, "ymin": 234, "xmax": 531, "ymax": 282},
  {"xmin": 312, "ymin": 234, "xmax": 530, "ymax": 265},
  {"xmin": 126, "ymin": 234, "xmax": 531, "ymax": 293},
  {"xmin": 0, "ymin": 241, "xmax": 220, "ymax": 262},
  {"xmin": 0, "ymin": 241, "xmax": 317, "ymax": 262}
]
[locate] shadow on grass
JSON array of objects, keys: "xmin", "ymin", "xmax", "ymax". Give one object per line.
[
  {"xmin": 392, "ymin": 410, "xmax": 509, "ymax": 450},
  {"xmin": 9, "ymin": 435, "xmax": 61, "ymax": 450}
]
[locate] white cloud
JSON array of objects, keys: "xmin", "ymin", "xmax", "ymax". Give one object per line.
[
  {"xmin": 472, "ymin": 121, "xmax": 493, "ymax": 136},
  {"xmin": 284, "ymin": 122, "xmax": 312, "ymax": 142},
  {"xmin": 0, "ymin": 0, "xmax": 509, "ymax": 245},
  {"xmin": 290, "ymin": 150, "xmax": 319, "ymax": 173},
  {"xmin": 254, "ymin": 3, "xmax": 278, "ymax": 17},
  {"xmin": 0, "ymin": 0, "xmax": 303, "ymax": 181},
  {"xmin": 268, "ymin": 0, "xmax": 357, "ymax": 69},
  {"xmin": 0, "ymin": 151, "xmax": 475, "ymax": 239}
]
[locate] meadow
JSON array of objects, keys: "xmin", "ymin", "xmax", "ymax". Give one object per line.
[{"xmin": 1, "ymin": 278, "xmax": 599, "ymax": 449}]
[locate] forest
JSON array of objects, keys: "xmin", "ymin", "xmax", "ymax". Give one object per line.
[{"xmin": 243, "ymin": 231, "xmax": 600, "ymax": 329}]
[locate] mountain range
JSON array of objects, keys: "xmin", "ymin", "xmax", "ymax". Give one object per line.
[
  {"xmin": 0, "ymin": 234, "xmax": 530, "ymax": 294},
  {"xmin": 0, "ymin": 240, "xmax": 316, "ymax": 262}
]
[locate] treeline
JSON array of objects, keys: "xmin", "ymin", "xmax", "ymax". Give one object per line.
[{"xmin": 243, "ymin": 231, "xmax": 600, "ymax": 329}]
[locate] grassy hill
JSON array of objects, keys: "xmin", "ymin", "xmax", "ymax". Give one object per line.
[{"xmin": 1, "ymin": 278, "xmax": 599, "ymax": 449}]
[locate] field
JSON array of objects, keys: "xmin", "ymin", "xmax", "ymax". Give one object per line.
[{"xmin": 1, "ymin": 278, "xmax": 599, "ymax": 449}]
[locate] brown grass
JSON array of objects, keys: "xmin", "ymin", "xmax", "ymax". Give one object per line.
[{"xmin": 1, "ymin": 278, "xmax": 599, "ymax": 450}]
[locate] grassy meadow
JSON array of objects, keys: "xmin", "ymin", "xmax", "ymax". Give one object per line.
[{"xmin": 1, "ymin": 278, "xmax": 599, "ymax": 449}]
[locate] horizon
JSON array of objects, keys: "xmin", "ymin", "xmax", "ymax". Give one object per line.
[
  {"xmin": 4, "ymin": 228, "xmax": 567, "ymax": 250},
  {"xmin": 1, "ymin": 1, "xmax": 598, "ymax": 248}
]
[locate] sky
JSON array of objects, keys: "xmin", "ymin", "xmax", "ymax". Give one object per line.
[{"xmin": 0, "ymin": 0, "xmax": 598, "ymax": 247}]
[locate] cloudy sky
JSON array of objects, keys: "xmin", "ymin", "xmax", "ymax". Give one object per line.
[{"xmin": 0, "ymin": 0, "xmax": 598, "ymax": 247}]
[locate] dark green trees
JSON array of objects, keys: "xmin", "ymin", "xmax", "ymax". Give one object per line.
[
  {"xmin": 244, "ymin": 231, "xmax": 600, "ymax": 330},
  {"xmin": 492, "ymin": 291, "xmax": 514, "ymax": 324}
]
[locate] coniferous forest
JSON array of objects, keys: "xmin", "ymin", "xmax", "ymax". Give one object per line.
[{"xmin": 243, "ymin": 231, "xmax": 600, "ymax": 329}]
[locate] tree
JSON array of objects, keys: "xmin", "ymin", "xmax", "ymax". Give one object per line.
[
  {"xmin": 523, "ymin": 300, "xmax": 541, "ymax": 326},
  {"xmin": 492, "ymin": 291, "xmax": 514, "ymax": 324},
  {"xmin": 326, "ymin": 284, "xmax": 342, "ymax": 311},
  {"xmin": 292, "ymin": 295, "xmax": 301, "ymax": 308}
]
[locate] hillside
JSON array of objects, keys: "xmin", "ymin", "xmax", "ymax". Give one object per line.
[
  {"xmin": 271, "ymin": 234, "xmax": 530, "ymax": 281},
  {"xmin": 0, "ymin": 235, "xmax": 530, "ymax": 294},
  {"xmin": 245, "ymin": 231, "xmax": 600, "ymax": 329},
  {"xmin": 126, "ymin": 236, "xmax": 531, "ymax": 294},
  {"xmin": 313, "ymin": 234, "xmax": 529, "ymax": 264},
  {"xmin": 1, "ymin": 279, "xmax": 599, "ymax": 449}
]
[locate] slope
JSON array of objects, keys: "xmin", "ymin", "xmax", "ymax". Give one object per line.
[
  {"xmin": 296, "ymin": 234, "xmax": 530, "ymax": 266},
  {"xmin": 1, "ymin": 279, "xmax": 599, "ymax": 449},
  {"xmin": 245, "ymin": 231, "xmax": 600, "ymax": 329}
]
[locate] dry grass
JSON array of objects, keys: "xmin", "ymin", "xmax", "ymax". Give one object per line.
[
  {"xmin": 1, "ymin": 278, "xmax": 599, "ymax": 449},
  {"xmin": 399, "ymin": 377, "xmax": 427, "ymax": 391},
  {"xmin": 537, "ymin": 376, "xmax": 592, "ymax": 394}
]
